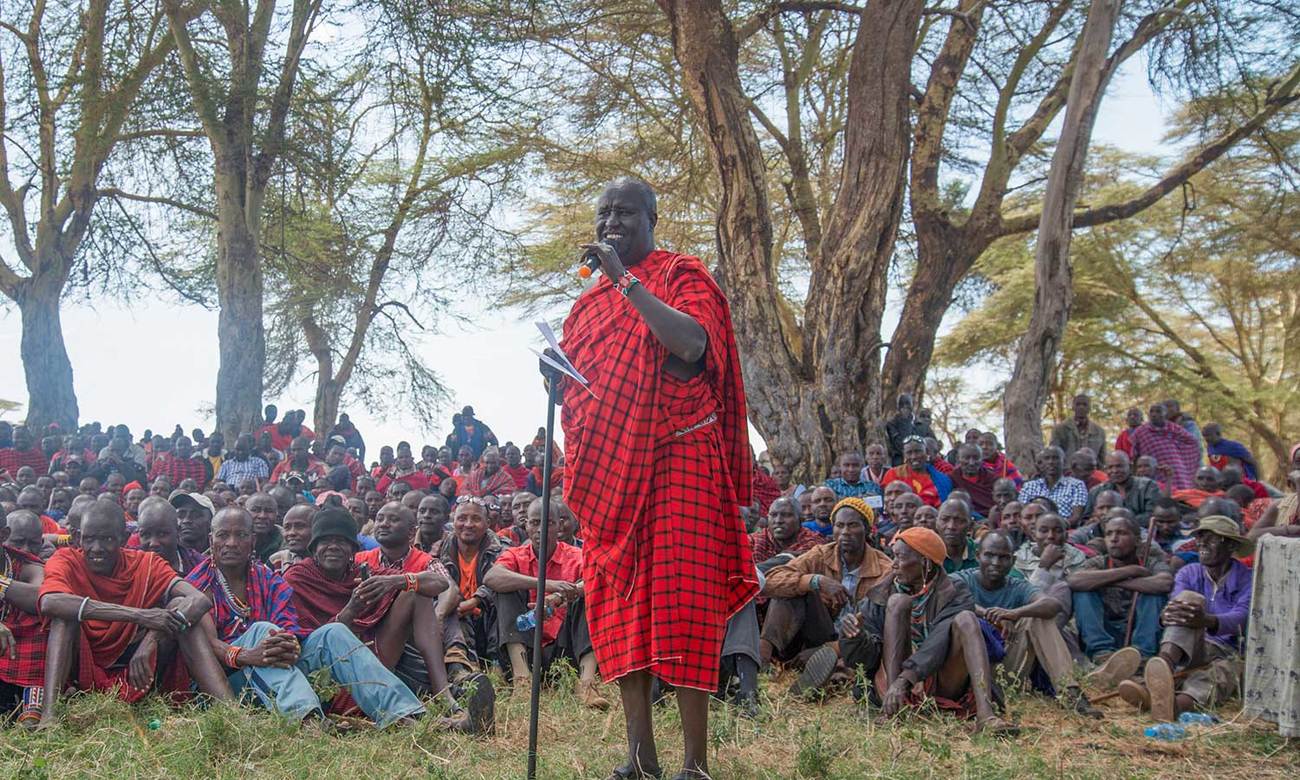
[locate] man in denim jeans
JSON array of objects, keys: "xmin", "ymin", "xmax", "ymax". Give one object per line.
[
  {"xmin": 1068, "ymin": 512, "xmax": 1173, "ymax": 688},
  {"xmin": 189, "ymin": 506, "xmax": 425, "ymax": 729}
]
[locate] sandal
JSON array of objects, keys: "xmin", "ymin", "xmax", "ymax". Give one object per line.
[{"xmin": 607, "ymin": 762, "xmax": 663, "ymax": 780}]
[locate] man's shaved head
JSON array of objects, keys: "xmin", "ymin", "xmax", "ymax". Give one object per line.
[
  {"xmin": 84, "ymin": 499, "xmax": 128, "ymax": 538},
  {"xmin": 601, "ymin": 176, "xmax": 657, "ymax": 216},
  {"xmin": 137, "ymin": 496, "xmax": 176, "ymax": 527},
  {"xmin": 6, "ymin": 510, "xmax": 42, "ymax": 538}
]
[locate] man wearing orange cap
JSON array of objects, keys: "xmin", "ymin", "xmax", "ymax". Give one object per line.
[
  {"xmin": 761, "ymin": 498, "xmax": 890, "ymax": 688},
  {"xmin": 836, "ymin": 526, "xmax": 1015, "ymax": 734}
]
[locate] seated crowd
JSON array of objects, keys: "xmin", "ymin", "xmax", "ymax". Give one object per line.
[{"xmin": 0, "ymin": 394, "xmax": 1292, "ymax": 737}]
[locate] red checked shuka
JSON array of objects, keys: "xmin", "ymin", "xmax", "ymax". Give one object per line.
[{"xmin": 559, "ymin": 250, "xmax": 757, "ymax": 691}]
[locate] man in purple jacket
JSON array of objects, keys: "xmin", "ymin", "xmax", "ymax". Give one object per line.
[{"xmin": 1117, "ymin": 515, "xmax": 1252, "ymax": 721}]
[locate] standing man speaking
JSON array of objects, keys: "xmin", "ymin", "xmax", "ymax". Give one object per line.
[{"xmin": 545, "ymin": 178, "xmax": 756, "ymax": 780}]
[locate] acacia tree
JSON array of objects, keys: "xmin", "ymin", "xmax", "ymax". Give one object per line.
[
  {"xmin": 0, "ymin": 0, "xmax": 194, "ymax": 430},
  {"xmin": 262, "ymin": 2, "xmax": 528, "ymax": 435},
  {"xmin": 937, "ymin": 125, "xmax": 1300, "ymax": 480},
  {"xmin": 162, "ymin": 0, "xmax": 323, "ymax": 440},
  {"xmin": 502, "ymin": 0, "xmax": 1298, "ymax": 478},
  {"xmin": 884, "ymin": 0, "xmax": 1300, "ymax": 409},
  {"xmin": 1002, "ymin": 0, "xmax": 1122, "ymax": 468},
  {"xmin": 654, "ymin": 0, "xmax": 924, "ymax": 477}
]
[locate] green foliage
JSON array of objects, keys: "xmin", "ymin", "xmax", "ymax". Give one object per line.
[
  {"xmin": 937, "ymin": 121, "xmax": 1300, "ymax": 478},
  {"xmin": 794, "ymin": 723, "xmax": 835, "ymax": 778}
]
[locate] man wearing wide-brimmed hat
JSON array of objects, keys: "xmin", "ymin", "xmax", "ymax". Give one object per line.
[{"xmin": 1117, "ymin": 515, "xmax": 1253, "ymax": 721}]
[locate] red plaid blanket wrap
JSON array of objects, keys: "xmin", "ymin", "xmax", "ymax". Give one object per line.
[
  {"xmin": 0, "ymin": 546, "xmax": 46, "ymax": 686},
  {"xmin": 559, "ymin": 250, "xmax": 757, "ymax": 690}
]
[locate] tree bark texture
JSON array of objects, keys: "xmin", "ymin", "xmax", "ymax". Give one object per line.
[
  {"xmin": 213, "ymin": 171, "xmax": 266, "ymax": 441},
  {"xmin": 15, "ymin": 270, "xmax": 78, "ymax": 431},
  {"xmin": 658, "ymin": 0, "xmax": 923, "ymax": 479},
  {"xmin": 1002, "ymin": 0, "xmax": 1123, "ymax": 471},
  {"xmin": 166, "ymin": 0, "xmax": 319, "ymax": 442}
]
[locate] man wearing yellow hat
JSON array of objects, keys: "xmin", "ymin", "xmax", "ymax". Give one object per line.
[
  {"xmin": 761, "ymin": 498, "xmax": 891, "ymax": 685},
  {"xmin": 1117, "ymin": 515, "xmax": 1253, "ymax": 721}
]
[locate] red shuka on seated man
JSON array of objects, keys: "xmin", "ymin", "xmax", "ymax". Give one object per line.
[
  {"xmin": 0, "ymin": 525, "xmax": 47, "ymax": 727},
  {"xmin": 36, "ymin": 501, "xmax": 232, "ymax": 725}
]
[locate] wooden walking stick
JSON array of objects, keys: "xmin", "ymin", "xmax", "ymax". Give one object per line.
[{"xmin": 1122, "ymin": 513, "xmax": 1160, "ymax": 647}]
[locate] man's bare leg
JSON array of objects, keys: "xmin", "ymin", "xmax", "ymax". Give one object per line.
[
  {"xmin": 677, "ymin": 685, "xmax": 709, "ymax": 778},
  {"xmin": 578, "ymin": 652, "xmax": 611, "ymax": 709},
  {"xmin": 935, "ymin": 612, "xmax": 1004, "ymax": 731},
  {"xmin": 409, "ymin": 592, "xmax": 455, "ymax": 704},
  {"xmin": 166, "ymin": 597, "xmax": 234, "ymax": 702},
  {"xmin": 506, "ymin": 643, "xmax": 531, "ymax": 687},
  {"xmin": 375, "ymin": 592, "xmax": 457, "ymax": 709},
  {"xmin": 882, "ymin": 594, "xmax": 913, "ymax": 686},
  {"xmin": 39, "ymin": 617, "xmax": 77, "ymax": 725},
  {"xmin": 612, "ymin": 670, "xmax": 660, "ymax": 778}
]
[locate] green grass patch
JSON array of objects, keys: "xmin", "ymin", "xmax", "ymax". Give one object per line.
[{"xmin": 0, "ymin": 672, "xmax": 1296, "ymax": 779}]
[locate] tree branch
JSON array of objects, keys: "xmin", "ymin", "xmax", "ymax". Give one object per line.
[
  {"xmin": 999, "ymin": 63, "xmax": 1300, "ymax": 236},
  {"xmin": 163, "ymin": 0, "xmax": 225, "ymax": 146},
  {"xmin": 116, "ymin": 128, "xmax": 208, "ymax": 143},
  {"xmin": 0, "ymin": 52, "xmax": 36, "ymax": 271},
  {"xmin": 373, "ymin": 300, "xmax": 424, "ymax": 330},
  {"xmin": 98, "ymin": 188, "xmax": 217, "ymax": 221},
  {"xmin": 736, "ymin": 1, "xmax": 864, "ymax": 40},
  {"xmin": 252, "ymin": 0, "xmax": 323, "ymax": 188}
]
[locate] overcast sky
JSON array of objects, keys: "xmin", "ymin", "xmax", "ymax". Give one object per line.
[{"xmin": 0, "ymin": 59, "xmax": 1179, "ymax": 459}]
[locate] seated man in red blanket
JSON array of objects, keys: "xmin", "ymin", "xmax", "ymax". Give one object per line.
[
  {"xmin": 0, "ymin": 516, "xmax": 47, "ymax": 727},
  {"xmin": 283, "ymin": 505, "xmax": 492, "ymax": 733},
  {"xmin": 37, "ymin": 501, "xmax": 232, "ymax": 725},
  {"xmin": 355, "ymin": 501, "xmax": 480, "ymax": 689}
]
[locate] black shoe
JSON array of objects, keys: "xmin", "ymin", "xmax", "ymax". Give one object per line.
[
  {"xmin": 733, "ymin": 689, "xmax": 760, "ymax": 719},
  {"xmin": 452, "ymin": 672, "xmax": 496, "ymax": 736},
  {"xmin": 790, "ymin": 645, "xmax": 838, "ymax": 699},
  {"xmin": 1062, "ymin": 685, "xmax": 1103, "ymax": 719}
]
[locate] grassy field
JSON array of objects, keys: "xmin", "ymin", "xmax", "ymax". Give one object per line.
[{"xmin": 0, "ymin": 665, "xmax": 1295, "ymax": 779}]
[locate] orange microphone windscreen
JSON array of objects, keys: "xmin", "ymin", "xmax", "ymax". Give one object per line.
[{"xmin": 577, "ymin": 265, "xmax": 593, "ymax": 279}]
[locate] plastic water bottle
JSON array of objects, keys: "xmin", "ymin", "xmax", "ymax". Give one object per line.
[
  {"xmin": 515, "ymin": 604, "xmax": 555, "ymax": 632},
  {"xmin": 1178, "ymin": 712, "xmax": 1217, "ymax": 726},
  {"xmin": 1144, "ymin": 723, "xmax": 1186, "ymax": 741}
]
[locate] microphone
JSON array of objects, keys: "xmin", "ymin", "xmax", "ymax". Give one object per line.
[{"xmin": 577, "ymin": 248, "xmax": 602, "ymax": 279}]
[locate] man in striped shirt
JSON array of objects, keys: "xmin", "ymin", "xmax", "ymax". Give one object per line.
[
  {"xmin": 188, "ymin": 506, "xmax": 425, "ymax": 728},
  {"xmin": 147, "ymin": 437, "xmax": 211, "ymax": 491},
  {"xmin": 1131, "ymin": 403, "xmax": 1201, "ymax": 491},
  {"xmin": 215, "ymin": 434, "xmax": 270, "ymax": 492}
]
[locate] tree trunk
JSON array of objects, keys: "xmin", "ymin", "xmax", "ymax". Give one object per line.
[
  {"xmin": 14, "ymin": 269, "xmax": 78, "ymax": 431},
  {"xmin": 213, "ymin": 162, "xmax": 265, "ymax": 441},
  {"xmin": 313, "ymin": 378, "xmax": 341, "ymax": 439},
  {"xmin": 806, "ymin": 0, "xmax": 926, "ymax": 458},
  {"xmin": 659, "ymin": 0, "xmax": 922, "ymax": 480},
  {"xmin": 879, "ymin": 226, "xmax": 995, "ymax": 406},
  {"xmin": 1003, "ymin": 0, "xmax": 1122, "ymax": 471}
]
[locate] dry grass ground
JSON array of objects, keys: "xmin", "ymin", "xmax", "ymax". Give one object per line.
[{"xmin": 0, "ymin": 665, "xmax": 1295, "ymax": 779}]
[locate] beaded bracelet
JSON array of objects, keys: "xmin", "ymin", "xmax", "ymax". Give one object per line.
[
  {"xmin": 225, "ymin": 644, "xmax": 242, "ymax": 669},
  {"xmin": 404, "ymin": 573, "xmax": 419, "ymax": 592},
  {"xmin": 0, "ymin": 575, "xmax": 11, "ymax": 600},
  {"xmin": 616, "ymin": 272, "xmax": 641, "ymax": 297}
]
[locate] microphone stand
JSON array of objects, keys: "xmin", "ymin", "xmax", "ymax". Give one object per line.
[{"xmin": 527, "ymin": 377, "xmax": 558, "ymax": 780}]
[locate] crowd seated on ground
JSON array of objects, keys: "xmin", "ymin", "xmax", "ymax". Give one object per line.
[{"xmin": 0, "ymin": 393, "xmax": 1293, "ymax": 737}]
